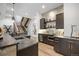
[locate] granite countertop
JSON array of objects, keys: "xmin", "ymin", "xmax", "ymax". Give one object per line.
[
  {"xmin": 0, "ymin": 33, "xmax": 38, "ymax": 50},
  {"xmin": 16, "ymin": 36, "xmax": 38, "ymax": 50},
  {"xmin": 39, "ymin": 33, "xmax": 79, "ymax": 40},
  {"xmin": 55, "ymin": 36, "xmax": 79, "ymax": 40},
  {"xmin": 0, "ymin": 34, "xmax": 18, "ymax": 49},
  {"xmin": 11, "ymin": 33, "xmax": 38, "ymax": 50},
  {"xmin": 38, "ymin": 33, "xmax": 55, "ymax": 36}
]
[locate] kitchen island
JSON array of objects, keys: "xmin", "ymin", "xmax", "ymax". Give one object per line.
[
  {"xmin": 14, "ymin": 34, "xmax": 38, "ymax": 56},
  {"xmin": 0, "ymin": 34, "xmax": 38, "ymax": 56}
]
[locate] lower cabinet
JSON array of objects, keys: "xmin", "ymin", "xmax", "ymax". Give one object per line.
[
  {"xmin": 38, "ymin": 34, "xmax": 54, "ymax": 46},
  {"xmin": 54, "ymin": 37, "xmax": 79, "ymax": 56},
  {"xmin": 0, "ymin": 45, "xmax": 17, "ymax": 56},
  {"xmin": 54, "ymin": 38, "xmax": 62, "ymax": 54},
  {"xmin": 70, "ymin": 41, "xmax": 79, "ymax": 56},
  {"xmin": 39, "ymin": 34, "xmax": 79, "ymax": 56},
  {"xmin": 54, "ymin": 38, "xmax": 71, "ymax": 56},
  {"xmin": 59, "ymin": 39, "xmax": 68, "ymax": 55},
  {"xmin": 42, "ymin": 34, "xmax": 48, "ymax": 44},
  {"xmin": 54, "ymin": 38, "xmax": 61, "ymax": 53},
  {"xmin": 17, "ymin": 43, "xmax": 38, "ymax": 56}
]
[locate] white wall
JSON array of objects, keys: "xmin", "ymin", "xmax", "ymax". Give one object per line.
[
  {"xmin": 0, "ymin": 18, "xmax": 14, "ymax": 27},
  {"xmin": 64, "ymin": 3, "xmax": 79, "ymax": 36},
  {"xmin": 27, "ymin": 13, "xmax": 42, "ymax": 37},
  {"xmin": 0, "ymin": 15, "xmax": 22, "ymax": 27},
  {"xmin": 42, "ymin": 5, "xmax": 63, "ymax": 21}
]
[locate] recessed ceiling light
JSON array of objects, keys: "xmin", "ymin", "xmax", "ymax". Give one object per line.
[
  {"xmin": 11, "ymin": 8, "xmax": 14, "ymax": 11},
  {"xmin": 42, "ymin": 5, "xmax": 45, "ymax": 9}
]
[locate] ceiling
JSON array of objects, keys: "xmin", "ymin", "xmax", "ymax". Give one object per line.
[{"xmin": 0, "ymin": 3, "xmax": 63, "ymax": 19}]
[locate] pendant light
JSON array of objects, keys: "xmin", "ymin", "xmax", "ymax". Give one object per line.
[{"xmin": 12, "ymin": 3, "xmax": 15, "ymax": 20}]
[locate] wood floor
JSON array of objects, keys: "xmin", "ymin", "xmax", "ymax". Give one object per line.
[{"xmin": 38, "ymin": 42, "xmax": 63, "ymax": 56}]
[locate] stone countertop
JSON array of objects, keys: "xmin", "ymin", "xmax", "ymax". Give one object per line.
[
  {"xmin": 17, "ymin": 39, "xmax": 38, "ymax": 50},
  {"xmin": 39, "ymin": 33, "xmax": 79, "ymax": 40},
  {"xmin": 0, "ymin": 33, "xmax": 38, "ymax": 50},
  {"xmin": 16, "ymin": 36, "xmax": 38, "ymax": 50},
  {"xmin": 0, "ymin": 34, "xmax": 18, "ymax": 49},
  {"xmin": 55, "ymin": 36, "xmax": 79, "ymax": 40},
  {"xmin": 38, "ymin": 33, "xmax": 55, "ymax": 36},
  {"xmin": 12, "ymin": 34, "xmax": 38, "ymax": 50}
]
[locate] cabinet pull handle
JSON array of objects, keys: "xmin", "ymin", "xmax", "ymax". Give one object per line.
[
  {"xmin": 48, "ymin": 39, "xmax": 54, "ymax": 42},
  {"xmin": 54, "ymin": 41, "xmax": 59, "ymax": 42}
]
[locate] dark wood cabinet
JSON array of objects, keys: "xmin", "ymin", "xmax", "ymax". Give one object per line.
[
  {"xmin": 47, "ymin": 36, "xmax": 55, "ymax": 46},
  {"xmin": 38, "ymin": 34, "xmax": 48, "ymax": 44},
  {"xmin": 54, "ymin": 37, "xmax": 60, "ymax": 53},
  {"xmin": 40, "ymin": 18, "xmax": 46, "ymax": 29},
  {"xmin": 59, "ymin": 39, "xmax": 70, "ymax": 55},
  {"xmin": 69, "ymin": 40, "xmax": 79, "ymax": 56},
  {"xmin": 43, "ymin": 34, "xmax": 48, "ymax": 44},
  {"xmin": 56, "ymin": 13, "xmax": 64, "ymax": 29},
  {"xmin": 17, "ymin": 43, "xmax": 38, "ymax": 56},
  {"xmin": 66, "ymin": 40, "xmax": 79, "ymax": 56},
  {"xmin": 54, "ymin": 37, "xmax": 68, "ymax": 55},
  {"xmin": 39, "ymin": 34, "xmax": 79, "ymax": 56},
  {"xmin": 54, "ymin": 37, "xmax": 79, "ymax": 56},
  {"xmin": 38, "ymin": 34, "xmax": 55, "ymax": 46}
]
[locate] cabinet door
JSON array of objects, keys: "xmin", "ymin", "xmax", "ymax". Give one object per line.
[
  {"xmin": 56, "ymin": 13, "xmax": 64, "ymax": 29},
  {"xmin": 54, "ymin": 38, "xmax": 60, "ymax": 53},
  {"xmin": 43, "ymin": 35, "xmax": 48, "ymax": 44},
  {"xmin": 40, "ymin": 18, "xmax": 46, "ymax": 29},
  {"xmin": 70, "ymin": 41, "xmax": 79, "ymax": 56},
  {"xmin": 54, "ymin": 38, "xmax": 70, "ymax": 55},
  {"xmin": 59, "ymin": 39, "xmax": 70, "ymax": 55},
  {"xmin": 47, "ymin": 36, "xmax": 55, "ymax": 46},
  {"xmin": 38, "ymin": 34, "xmax": 43, "ymax": 42},
  {"xmin": 38, "ymin": 34, "xmax": 48, "ymax": 43},
  {"xmin": 18, "ymin": 43, "xmax": 38, "ymax": 56}
]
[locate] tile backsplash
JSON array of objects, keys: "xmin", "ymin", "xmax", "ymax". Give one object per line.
[
  {"xmin": 55, "ymin": 29, "xmax": 64, "ymax": 36},
  {"xmin": 38, "ymin": 29, "xmax": 64, "ymax": 36},
  {"xmin": 38, "ymin": 29, "xmax": 48, "ymax": 34}
]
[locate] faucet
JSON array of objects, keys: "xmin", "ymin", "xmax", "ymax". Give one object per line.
[{"xmin": 70, "ymin": 25, "xmax": 77, "ymax": 37}]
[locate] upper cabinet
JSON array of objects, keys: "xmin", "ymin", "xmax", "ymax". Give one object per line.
[
  {"xmin": 40, "ymin": 18, "xmax": 46, "ymax": 29},
  {"xmin": 56, "ymin": 13, "xmax": 64, "ymax": 29}
]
